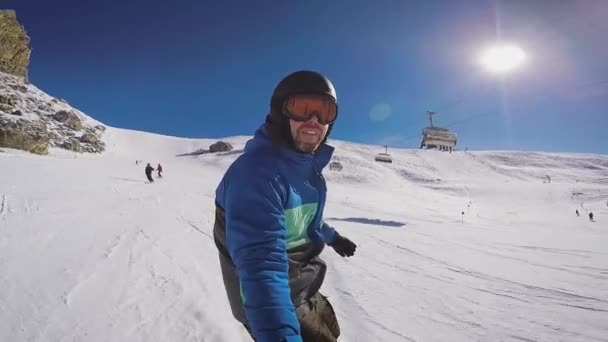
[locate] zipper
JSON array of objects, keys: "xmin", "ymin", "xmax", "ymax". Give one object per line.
[{"xmin": 305, "ymin": 164, "xmax": 326, "ymax": 242}]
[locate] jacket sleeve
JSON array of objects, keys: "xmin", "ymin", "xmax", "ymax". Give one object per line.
[
  {"xmin": 321, "ymin": 221, "xmax": 337, "ymax": 245},
  {"xmin": 224, "ymin": 165, "xmax": 302, "ymax": 342}
]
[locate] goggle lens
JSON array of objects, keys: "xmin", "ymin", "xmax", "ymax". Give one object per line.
[{"xmin": 282, "ymin": 94, "xmax": 337, "ymax": 125}]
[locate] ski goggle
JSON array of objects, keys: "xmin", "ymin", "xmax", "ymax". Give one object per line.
[{"xmin": 282, "ymin": 94, "xmax": 338, "ymax": 125}]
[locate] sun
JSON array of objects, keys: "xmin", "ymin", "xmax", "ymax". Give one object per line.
[{"xmin": 479, "ymin": 44, "xmax": 526, "ymax": 73}]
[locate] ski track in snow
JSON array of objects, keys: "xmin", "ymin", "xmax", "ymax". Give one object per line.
[
  {"xmin": 178, "ymin": 216, "xmax": 213, "ymax": 240},
  {"xmin": 337, "ymin": 287, "xmax": 417, "ymax": 342}
]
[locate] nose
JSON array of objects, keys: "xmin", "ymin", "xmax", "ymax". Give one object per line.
[{"xmin": 305, "ymin": 112, "xmax": 321, "ymax": 124}]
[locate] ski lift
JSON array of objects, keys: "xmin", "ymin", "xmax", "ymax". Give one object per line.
[
  {"xmin": 374, "ymin": 145, "xmax": 393, "ymax": 163},
  {"xmin": 329, "ymin": 157, "xmax": 343, "ymax": 171},
  {"xmin": 420, "ymin": 111, "xmax": 457, "ymax": 151}
]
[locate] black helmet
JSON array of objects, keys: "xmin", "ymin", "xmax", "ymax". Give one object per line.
[{"xmin": 266, "ymin": 70, "xmax": 338, "ymax": 147}]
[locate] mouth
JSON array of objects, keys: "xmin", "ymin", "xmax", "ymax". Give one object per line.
[{"xmin": 299, "ymin": 126, "xmax": 322, "ymax": 136}]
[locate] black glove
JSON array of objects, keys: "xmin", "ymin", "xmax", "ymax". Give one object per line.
[{"xmin": 330, "ymin": 233, "xmax": 356, "ymax": 257}]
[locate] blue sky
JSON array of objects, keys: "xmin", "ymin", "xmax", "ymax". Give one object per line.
[{"xmin": 5, "ymin": 0, "xmax": 608, "ymax": 153}]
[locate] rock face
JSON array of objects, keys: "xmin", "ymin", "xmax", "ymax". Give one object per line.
[
  {"xmin": 0, "ymin": 116, "xmax": 49, "ymax": 155},
  {"xmin": 0, "ymin": 72, "xmax": 106, "ymax": 154},
  {"xmin": 79, "ymin": 130, "xmax": 105, "ymax": 153},
  {"xmin": 52, "ymin": 110, "xmax": 83, "ymax": 130},
  {"xmin": 0, "ymin": 10, "xmax": 31, "ymax": 81},
  {"xmin": 60, "ymin": 138, "xmax": 80, "ymax": 153},
  {"xmin": 209, "ymin": 140, "xmax": 233, "ymax": 153}
]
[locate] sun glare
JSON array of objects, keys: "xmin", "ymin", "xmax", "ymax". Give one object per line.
[{"xmin": 479, "ymin": 45, "xmax": 526, "ymax": 73}]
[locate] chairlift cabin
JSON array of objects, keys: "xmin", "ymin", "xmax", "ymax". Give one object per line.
[
  {"xmin": 374, "ymin": 145, "xmax": 393, "ymax": 163},
  {"xmin": 420, "ymin": 111, "xmax": 457, "ymax": 152},
  {"xmin": 329, "ymin": 157, "xmax": 343, "ymax": 171}
]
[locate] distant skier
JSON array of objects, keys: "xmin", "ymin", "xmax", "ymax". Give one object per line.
[
  {"xmin": 157, "ymin": 163, "xmax": 163, "ymax": 178},
  {"xmin": 145, "ymin": 163, "xmax": 154, "ymax": 183},
  {"xmin": 589, "ymin": 212, "xmax": 594, "ymax": 222},
  {"xmin": 576, "ymin": 209, "xmax": 580, "ymax": 216}
]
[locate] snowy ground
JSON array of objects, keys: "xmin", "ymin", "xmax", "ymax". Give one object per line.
[{"xmin": 1, "ymin": 126, "xmax": 607, "ymax": 342}]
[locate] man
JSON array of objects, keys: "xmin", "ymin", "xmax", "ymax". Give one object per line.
[
  {"xmin": 145, "ymin": 163, "xmax": 154, "ymax": 183},
  {"xmin": 213, "ymin": 70, "xmax": 357, "ymax": 342}
]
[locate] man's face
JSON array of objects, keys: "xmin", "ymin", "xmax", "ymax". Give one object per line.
[{"xmin": 290, "ymin": 116, "xmax": 329, "ymax": 153}]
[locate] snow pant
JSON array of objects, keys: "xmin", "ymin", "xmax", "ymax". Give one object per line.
[
  {"xmin": 243, "ymin": 291, "xmax": 340, "ymax": 342},
  {"xmin": 297, "ymin": 291, "xmax": 340, "ymax": 342},
  {"xmin": 146, "ymin": 173, "xmax": 154, "ymax": 182}
]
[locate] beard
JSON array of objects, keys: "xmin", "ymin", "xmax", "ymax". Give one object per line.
[
  {"xmin": 293, "ymin": 127, "xmax": 325, "ymax": 153},
  {"xmin": 294, "ymin": 138, "xmax": 320, "ymax": 153}
]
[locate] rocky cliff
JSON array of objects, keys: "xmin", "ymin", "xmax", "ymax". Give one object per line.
[
  {"xmin": 0, "ymin": 10, "xmax": 106, "ymax": 155},
  {"xmin": 0, "ymin": 72, "xmax": 106, "ymax": 155},
  {"xmin": 0, "ymin": 10, "xmax": 30, "ymax": 81}
]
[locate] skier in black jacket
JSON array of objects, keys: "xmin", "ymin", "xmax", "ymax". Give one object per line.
[{"xmin": 145, "ymin": 163, "xmax": 154, "ymax": 183}]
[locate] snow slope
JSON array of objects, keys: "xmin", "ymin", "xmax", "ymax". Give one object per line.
[{"xmin": 1, "ymin": 126, "xmax": 607, "ymax": 342}]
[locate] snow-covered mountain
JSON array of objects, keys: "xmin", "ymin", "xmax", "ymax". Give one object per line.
[
  {"xmin": 1, "ymin": 111, "xmax": 607, "ymax": 341},
  {"xmin": 0, "ymin": 72, "xmax": 106, "ymax": 154}
]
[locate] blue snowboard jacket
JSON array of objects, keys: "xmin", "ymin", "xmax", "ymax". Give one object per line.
[{"xmin": 214, "ymin": 125, "xmax": 337, "ymax": 341}]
